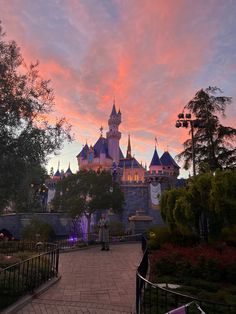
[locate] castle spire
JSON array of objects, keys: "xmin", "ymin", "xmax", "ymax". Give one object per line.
[
  {"xmin": 111, "ymin": 98, "xmax": 117, "ymax": 116},
  {"xmin": 126, "ymin": 133, "xmax": 132, "ymax": 158},
  {"xmin": 99, "ymin": 126, "xmax": 104, "ymax": 137}
]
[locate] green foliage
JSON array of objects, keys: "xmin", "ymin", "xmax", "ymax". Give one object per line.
[
  {"xmin": 53, "ymin": 170, "xmax": 124, "ymax": 235},
  {"xmin": 177, "ymin": 86, "xmax": 236, "ymax": 172},
  {"xmin": 21, "ymin": 218, "xmax": 55, "ymax": 241},
  {"xmin": 53, "ymin": 170, "xmax": 124, "ymax": 216},
  {"xmin": 160, "ymin": 170, "xmax": 236, "ymax": 241},
  {"xmin": 148, "ymin": 226, "xmax": 171, "ymax": 250},
  {"xmin": 220, "ymin": 226, "xmax": 236, "ymax": 246},
  {"xmin": 14, "ymin": 165, "xmax": 48, "ymax": 212},
  {"xmin": 211, "ymin": 170, "xmax": 236, "ymax": 227},
  {"xmin": 0, "ymin": 22, "xmax": 71, "ymax": 211},
  {"xmin": 0, "ymin": 255, "xmax": 21, "ymax": 268}
]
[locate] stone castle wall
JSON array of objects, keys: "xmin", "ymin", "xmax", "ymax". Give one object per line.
[{"xmin": 0, "ymin": 213, "xmax": 72, "ymax": 239}]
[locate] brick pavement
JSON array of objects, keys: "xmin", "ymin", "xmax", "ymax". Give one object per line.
[{"xmin": 16, "ymin": 243, "xmax": 141, "ymax": 314}]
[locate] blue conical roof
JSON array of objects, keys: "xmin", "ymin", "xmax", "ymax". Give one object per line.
[
  {"xmin": 54, "ymin": 169, "xmax": 61, "ymax": 177},
  {"xmin": 65, "ymin": 164, "xmax": 73, "ymax": 175},
  {"xmin": 77, "ymin": 143, "xmax": 89, "ymax": 158},
  {"xmin": 93, "ymin": 137, "xmax": 111, "ymax": 158},
  {"xmin": 150, "ymin": 148, "xmax": 162, "ymax": 167},
  {"xmin": 160, "ymin": 151, "xmax": 180, "ymax": 168}
]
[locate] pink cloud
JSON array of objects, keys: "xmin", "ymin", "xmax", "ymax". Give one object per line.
[{"xmin": 0, "ymin": 0, "xmax": 235, "ymax": 175}]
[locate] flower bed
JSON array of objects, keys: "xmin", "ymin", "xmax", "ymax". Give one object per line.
[{"xmin": 149, "ymin": 244, "xmax": 236, "ymax": 305}]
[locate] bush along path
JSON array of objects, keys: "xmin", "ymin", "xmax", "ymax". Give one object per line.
[{"xmin": 149, "ymin": 244, "xmax": 236, "ymax": 306}]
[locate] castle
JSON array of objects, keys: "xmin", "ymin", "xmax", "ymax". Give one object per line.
[
  {"xmin": 76, "ymin": 102, "xmax": 180, "ymax": 183},
  {"xmin": 73, "ymin": 102, "xmax": 181, "ymax": 230}
]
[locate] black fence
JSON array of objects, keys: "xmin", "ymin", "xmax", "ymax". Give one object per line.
[
  {"xmin": 0, "ymin": 242, "xmax": 59, "ymax": 310},
  {"xmin": 136, "ymin": 236, "xmax": 236, "ymax": 314},
  {"xmin": 55, "ymin": 233, "xmax": 142, "ymax": 250}
]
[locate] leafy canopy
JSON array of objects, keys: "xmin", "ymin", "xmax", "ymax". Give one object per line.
[
  {"xmin": 0, "ymin": 22, "xmax": 71, "ymax": 210},
  {"xmin": 53, "ymin": 169, "xmax": 124, "ymax": 218},
  {"xmin": 160, "ymin": 170, "xmax": 236, "ymax": 240}
]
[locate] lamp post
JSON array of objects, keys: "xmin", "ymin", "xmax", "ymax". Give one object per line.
[
  {"xmin": 176, "ymin": 112, "xmax": 207, "ymax": 241},
  {"xmin": 175, "ymin": 112, "xmax": 205, "ymax": 176}
]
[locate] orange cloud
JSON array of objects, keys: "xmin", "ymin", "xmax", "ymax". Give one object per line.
[{"xmin": 1, "ymin": 0, "xmax": 235, "ymax": 176}]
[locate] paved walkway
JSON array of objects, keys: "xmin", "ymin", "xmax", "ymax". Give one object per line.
[{"xmin": 17, "ymin": 243, "xmax": 141, "ymax": 314}]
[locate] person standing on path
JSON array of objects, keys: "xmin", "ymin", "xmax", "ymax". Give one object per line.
[{"xmin": 98, "ymin": 212, "xmax": 110, "ymax": 251}]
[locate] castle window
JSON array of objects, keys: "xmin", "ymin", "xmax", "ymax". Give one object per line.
[
  {"xmin": 134, "ymin": 173, "xmax": 138, "ymax": 182},
  {"xmin": 88, "ymin": 152, "xmax": 93, "ymax": 163},
  {"xmin": 128, "ymin": 174, "xmax": 132, "ymax": 182}
]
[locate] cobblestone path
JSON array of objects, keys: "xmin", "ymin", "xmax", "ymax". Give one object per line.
[{"xmin": 17, "ymin": 243, "xmax": 141, "ymax": 314}]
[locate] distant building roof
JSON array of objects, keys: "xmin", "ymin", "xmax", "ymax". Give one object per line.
[
  {"xmin": 160, "ymin": 151, "xmax": 180, "ymax": 168},
  {"xmin": 77, "ymin": 143, "xmax": 89, "ymax": 159},
  {"xmin": 119, "ymin": 147, "xmax": 124, "ymax": 159},
  {"xmin": 54, "ymin": 169, "xmax": 61, "ymax": 177},
  {"xmin": 65, "ymin": 165, "xmax": 73, "ymax": 176},
  {"xmin": 150, "ymin": 148, "xmax": 162, "ymax": 167},
  {"xmin": 93, "ymin": 137, "xmax": 111, "ymax": 158},
  {"xmin": 118, "ymin": 157, "xmax": 143, "ymax": 169}
]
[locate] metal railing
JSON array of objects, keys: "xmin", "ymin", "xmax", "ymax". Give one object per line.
[
  {"xmin": 0, "ymin": 242, "xmax": 59, "ymax": 310},
  {"xmin": 55, "ymin": 233, "xmax": 142, "ymax": 250},
  {"xmin": 136, "ymin": 236, "xmax": 236, "ymax": 314}
]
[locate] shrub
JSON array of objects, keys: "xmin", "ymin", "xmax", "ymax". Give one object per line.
[
  {"xmin": 225, "ymin": 263, "xmax": 236, "ymax": 284},
  {"xmin": 221, "ymin": 226, "xmax": 236, "ymax": 246},
  {"xmin": 21, "ymin": 218, "xmax": 55, "ymax": 241},
  {"xmin": 148, "ymin": 226, "xmax": 171, "ymax": 249},
  {"xmin": 150, "ymin": 244, "xmax": 236, "ymax": 285},
  {"xmin": 0, "ymin": 255, "xmax": 21, "ymax": 268},
  {"xmin": 169, "ymin": 231, "xmax": 199, "ymax": 246}
]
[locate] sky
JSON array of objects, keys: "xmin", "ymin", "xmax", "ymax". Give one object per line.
[{"xmin": 0, "ymin": 0, "xmax": 236, "ymax": 177}]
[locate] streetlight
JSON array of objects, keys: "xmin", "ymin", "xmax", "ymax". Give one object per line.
[
  {"xmin": 176, "ymin": 112, "xmax": 208, "ymax": 241},
  {"xmin": 175, "ymin": 112, "xmax": 205, "ymax": 176}
]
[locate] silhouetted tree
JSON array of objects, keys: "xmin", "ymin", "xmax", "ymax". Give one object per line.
[
  {"xmin": 177, "ymin": 86, "xmax": 236, "ymax": 172},
  {"xmin": 0, "ymin": 22, "xmax": 71, "ymax": 210},
  {"xmin": 53, "ymin": 170, "xmax": 124, "ymax": 234}
]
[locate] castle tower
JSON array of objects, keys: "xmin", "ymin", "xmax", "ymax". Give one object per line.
[
  {"xmin": 106, "ymin": 102, "xmax": 121, "ymax": 164},
  {"xmin": 149, "ymin": 147, "xmax": 162, "ymax": 174},
  {"xmin": 126, "ymin": 134, "xmax": 132, "ymax": 158}
]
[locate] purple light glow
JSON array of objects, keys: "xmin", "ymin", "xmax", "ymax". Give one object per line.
[{"xmin": 68, "ymin": 236, "xmax": 78, "ymax": 243}]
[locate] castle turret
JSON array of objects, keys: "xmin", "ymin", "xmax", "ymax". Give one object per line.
[
  {"xmin": 160, "ymin": 150, "xmax": 180, "ymax": 177},
  {"xmin": 106, "ymin": 102, "xmax": 121, "ymax": 164},
  {"xmin": 149, "ymin": 147, "xmax": 162, "ymax": 174}
]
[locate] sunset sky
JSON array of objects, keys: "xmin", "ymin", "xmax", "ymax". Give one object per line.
[{"xmin": 1, "ymin": 0, "xmax": 236, "ymax": 177}]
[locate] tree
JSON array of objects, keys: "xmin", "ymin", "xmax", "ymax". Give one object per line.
[
  {"xmin": 177, "ymin": 86, "xmax": 236, "ymax": 172},
  {"xmin": 0, "ymin": 22, "xmax": 71, "ymax": 210},
  {"xmin": 21, "ymin": 217, "xmax": 55, "ymax": 241},
  {"xmin": 160, "ymin": 170, "xmax": 236, "ymax": 242},
  {"xmin": 211, "ymin": 170, "xmax": 236, "ymax": 228},
  {"xmin": 52, "ymin": 170, "xmax": 124, "ymax": 235},
  {"xmin": 14, "ymin": 164, "xmax": 49, "ymax": 212}
]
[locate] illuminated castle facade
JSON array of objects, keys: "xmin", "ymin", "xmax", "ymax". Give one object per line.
[{"xmin": 76, "ymin": 102, "xmax": 180, "ymax": 183}]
